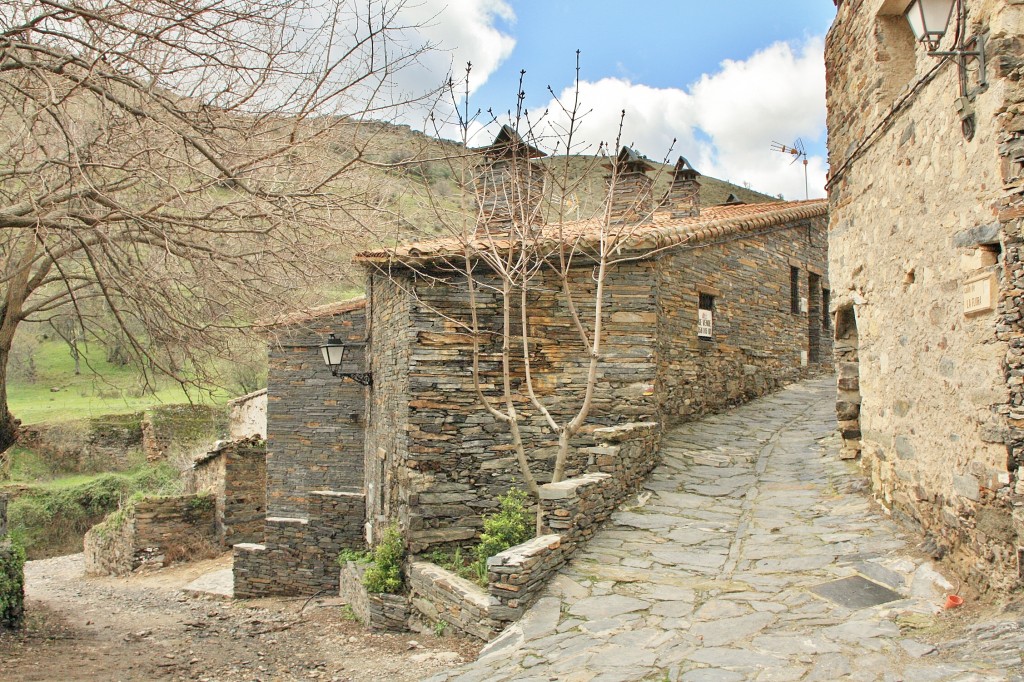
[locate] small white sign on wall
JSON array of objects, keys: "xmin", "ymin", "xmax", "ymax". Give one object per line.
[
  {"xmin": 800, "ymin": 297, "xmax": 808, "ymax": 314},
  {"xmin": 963, "ymin": 272, "xmax": 996, "ymax": 315},
  {"xmin": 697, "ymin": 308, "xmax": 713, "ymax": 338}
]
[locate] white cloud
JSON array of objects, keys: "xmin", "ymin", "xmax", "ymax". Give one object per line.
[
  {"xmin": 399, "ymin": 0, "xmax": 516, "ymax": 94},
  {"xmin": 528, "ymin": 38, "xmax": 827, "ymax": 200}
]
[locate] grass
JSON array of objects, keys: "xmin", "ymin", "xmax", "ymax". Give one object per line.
[
  {"xmin": 2, "ymin": 456, "xmax": 182, "ymax": 559},
  {"xmin": 8, "ymin": 337, "xmax": 228, "ymax": 425}
]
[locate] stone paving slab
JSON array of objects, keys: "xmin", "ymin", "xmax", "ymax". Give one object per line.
[
  {"xmin": 426, "ymin": 377, "xmax": 1024, "ymax": 682},
  {"xmin": 182, "ymin": 567, "xmax": 234, "ymax": 599}
]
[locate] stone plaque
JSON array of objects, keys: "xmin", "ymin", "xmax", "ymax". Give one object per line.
[{"xmin": 963, "ymin": 273, "xmax": 996, "ymax": 315}]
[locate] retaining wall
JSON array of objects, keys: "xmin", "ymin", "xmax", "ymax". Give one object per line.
[
  {"xmin": 83, "ymin": 494, "xmax": 216, "ymax": 576},
  {"xmin": 408, "ymin": 421, "xmax": 661, "ymax": 641}
]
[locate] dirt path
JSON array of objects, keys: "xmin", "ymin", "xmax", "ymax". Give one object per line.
[{"xmin": 0, "ymin": 553, "xmax": 481, "ymax": 681}]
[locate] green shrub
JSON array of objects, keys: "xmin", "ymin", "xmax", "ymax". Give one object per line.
[
  {"xmin": 4, "ymin": 462, "xmax": 181, "ymax": 558},
  {"xmin": 337, "ymin": 547, "xmax": 370, "ymax": 566},
  {"xmin": 0, "ymin": 539, "xmax": 26, "ymax": 629},
  {"xmin": 362, "ymin": 524, "xmax": 405, "ymax": 594},
  {"xmin": 475, "ymin": 488, "xmax": 533, "ymax": 563},
  {"xmin": 468, "ymin": 488, "xmax": 534, "ymax": 587}
]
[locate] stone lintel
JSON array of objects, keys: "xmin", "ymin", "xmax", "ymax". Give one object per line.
[
  {"xmin": 952, "ymin": 222, "xmax": 1001, "ymax": 248},
  {"xmin": 265, "ymin": 516, "xmax": 309, "ymax": 525},
  {"xmin": 310, "ymin": 490, "xmax": 365, "ymax": 500},
  {"xmin": 539, "ymin": 474, "xmax": 610, "ymax": 500}
]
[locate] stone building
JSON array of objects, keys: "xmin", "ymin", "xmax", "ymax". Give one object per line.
[
  {"xmin": 825, "ymin": 0, "xmax": 1023, "ymax": 589},
  {"xmin": 235, "ymin": 136, "xmax": 831, "ymax": 596}
]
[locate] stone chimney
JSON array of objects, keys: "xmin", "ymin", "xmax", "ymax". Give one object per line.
[
  {"xmin": 473, "ymin": 125, "xmax": 546, "ymax": 239},
  {"xmin": 664, "ymin": 156, "xmax": 701, "ymax": 218},
  {"xmin": 605, "ymin": 146, "xmax": 655, "ymax": 224}
]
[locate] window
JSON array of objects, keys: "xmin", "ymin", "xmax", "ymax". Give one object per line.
[
  {"xmin": 698, "ymin": 293, "xmax": 714, "ymax": 339},
  {"xmin": 822, "ymin": 288, "xmax": 831, "ymax": 330},
  {"xmin": 790, "ymin": 267, "xmax": 800, "ymax": 314}
]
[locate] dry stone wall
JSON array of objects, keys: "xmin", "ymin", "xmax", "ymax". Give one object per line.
[
  {"xmin": 83, "ymin": 494, "xmax": 216, "ymax": 576},
  {"xmin": 657, "ymin": 216, "xmax": 832, "ymax": 422},
  {"xmin": 369, "ymin": 262, "xmax": 660, "ymax": 553},
  {"xmin": 233, "ymin": 491, "xmax": 365, "ymax": 598},
  {"xmin": 827, "ymin": 0, "xmax": 1024, "ymax": 589},
  {"xmin": 190, "ymin": 438, "xmax": 267, "ymax": 547},
  {"xmin": 266, "ymin": 304, "xmax": 366, "ymax": 517},
  {"xmin": 407, "ymin": 421, "xmax": 660, "ymax": 641},
  {"xmin": 339, "ymin": 560, "xmax": 410, "ymax": 632}
]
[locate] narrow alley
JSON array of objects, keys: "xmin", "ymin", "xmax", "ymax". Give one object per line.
[{"xmin": 428, "ymin": 377, "xmax": 1024, "ymax": 682}]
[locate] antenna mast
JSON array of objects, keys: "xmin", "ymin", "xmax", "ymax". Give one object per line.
[{"xmin": 771, "ymin": 139, "xmax": 809, "ymax": 200}]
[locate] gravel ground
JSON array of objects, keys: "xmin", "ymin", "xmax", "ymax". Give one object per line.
[{"xmin": 0, "ymin": 553, "xmax": 481, "ymax": 681}]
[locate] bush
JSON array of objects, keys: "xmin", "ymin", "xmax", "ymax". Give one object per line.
[
  {"xmin": 362, "ymin": 524, "xmax": 405, "ymax": 594},
  {"xmin": 5, "ymin": 462, "xmax": 181, "ymax": 559},
  {"xmin": 0, "ymin": 539, "xmax": 26, "ymax": 629},
  {"xmin": 475, "ymin": 488, "xmax": 533, "ymax": 564}
]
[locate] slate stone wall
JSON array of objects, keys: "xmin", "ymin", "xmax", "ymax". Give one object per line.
[
  {"xmin": 232, "ymin": 491, "xmax": 365, "ymax": 598},
  {"xmin": 365, "ymin": 277, "xmax": 412, "ymax": 545},
  {"xmin": 339, "ymin": 560, "xmax": 411, "ymax": 631},
  {"xmin": 190, "ymin": 438, "xmax": 267, "ymax": 547},
  {"xmin": 826, "ymin": 0, "xmax": 1024, "ymax": 590},
  {"xmin": 656, "ymin": 216, "xmax": 832, "ymax": 423},
  {"xmin": 370, "ymin": 261, "xmax": 660, "ymax": 553},
  {"xmin": 408, "ymin": 421, "xmax": 660, "ymax": 642},
  {"xmin": 84, "ymin": 494, "xmax": 217, "ymax": 576},
  {"xmin": 266, "ymin": 305, "xmax": 367, "ymax": 517}
]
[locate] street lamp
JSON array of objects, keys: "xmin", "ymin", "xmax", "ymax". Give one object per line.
[
  {"xmin": 904, "ymin": 0, "xmax": 987, "ymax": 138},
  {"xmin": 904, "ymin": 0, "xmax": 957, "ymax": 52},
  {"xmin": 319, "ymin": 334, "xmax": 373, "ymax": 386}
]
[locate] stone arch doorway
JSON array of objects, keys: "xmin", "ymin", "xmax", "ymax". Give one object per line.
[{"xmin": 834, "ymin": 305, "xmax": 862, "ymax": 459}]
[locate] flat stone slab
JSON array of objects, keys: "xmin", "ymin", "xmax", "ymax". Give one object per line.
[
  {"xmin": 809, "ymin": 575, "xmax": 903, "ymax": 610},
  {"xmin": 181, "ymin": 567, "xmax": 233, "ymax": 600}
]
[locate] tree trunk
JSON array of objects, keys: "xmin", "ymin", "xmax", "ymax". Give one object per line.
[{"xmin": 0, "ymin": 341, "xmax": 21, "ymax": 454}]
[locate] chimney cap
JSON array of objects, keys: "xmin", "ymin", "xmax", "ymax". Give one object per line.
[
  {"xmin": 603, "ymin": 146, "xmax": 657, "ymax": 173},
  {"xmin": 722, "ymin": 193, "xmax": 745, "ymax": 205},
  {"xmin": 474, "ymin": 124, "xmax": 546, "ymax": 159},
  {"xmin": 672, "ymin": 156, "xmax": 701, "ymax": 179}
]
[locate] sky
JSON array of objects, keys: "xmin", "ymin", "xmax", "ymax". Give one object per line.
[{"xmin": 393, "ymin": 0, "xmax": 838, "ymax": 200}]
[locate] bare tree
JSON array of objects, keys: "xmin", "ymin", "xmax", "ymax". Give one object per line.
[
  {"xmin": 375, "ymin": 60, "xmax": 674, "ymax": 500},
  {"xmin": 0, "ymin": 0, "xmax": 432, "ymax": 453}
]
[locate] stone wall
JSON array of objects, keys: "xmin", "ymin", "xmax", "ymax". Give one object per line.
[
  {"xmin": 408, "ymin": 421, "xmax": 660, "ymax": 641},
  {"xmin": 371, "ymin": 261, "xmax": 660, "ymax": 553},
  {"xmin": 826, "ymin": 0, "xmax": 1024, "ymax": 590},
  {"xmin": 228, "ymin": 389, "xmax": 267, "ymax": 440},
  {"xmin": 365, "ymin": 277, "xmax": 412, "ymax": 546},
  {"xmin": 266, "ymin": 301, "xmax": 367, "ymax": 517},
  {"xmin": 18, "ymin": 413, "xmax": 144, "ymax": 473},
  {"xmin": 190, "ymin": 438, "xmax": 267, "ymax": 547},
  {"xmin": 657, "ymin": 215, "xmax": 832, "ymax": 422},
  {"xmin": 84, "ymin": 494, "xmax": 216, "ymax": 576},
  {"xmin": 141, "ymin": 404, "xmax": 228, "ymax": 462},
  {"xmin": 339, "ymin": 560, "xmax": 410, "ymax": 631},
  {"xmin": 233, "ymin": 490, "xmax": 365, "ymax": 598}
]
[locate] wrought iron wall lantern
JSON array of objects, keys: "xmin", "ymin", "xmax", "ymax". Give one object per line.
[
  {"xmin": 904, "ymin": 0, "xmax": 987, "ymax": 100},
  {"xmin": 319, "ymin": 334, "xmax": 373, "ymax": 386}
]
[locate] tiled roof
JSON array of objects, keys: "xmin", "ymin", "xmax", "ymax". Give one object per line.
[
  {"xmin": 257, "ymin": 297, "xmax": 367, "ymax": 328},
  {"xmin": 355, "ymin": 199, "xmax": 827, "ymax": 266}
]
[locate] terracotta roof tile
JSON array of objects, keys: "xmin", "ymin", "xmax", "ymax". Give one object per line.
[
  {"xmin": 258, "ymin": 297, "xmax": 367, "ymax": 328},
  {"xmin": 355, "ymin": 199, "xmax": 827, "ymax": 266}
]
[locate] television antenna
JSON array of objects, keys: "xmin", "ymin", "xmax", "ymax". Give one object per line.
[{"xmin": 771, "ymin": 139, "xmax": 809, "ymax": 200}]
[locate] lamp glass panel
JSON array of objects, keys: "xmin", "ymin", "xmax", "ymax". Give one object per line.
[
  {"xmin": 320, "ymin": 340, "xmax": 346, "ymax": 367},
  {"xmin": 905, "ymin": 0, "xmax": 926, "ymax": 39},
  {"xmin": 921, "ymin": 0, "xmax": 955, "ymax": 37}
]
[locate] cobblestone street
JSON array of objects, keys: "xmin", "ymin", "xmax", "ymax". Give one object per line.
[{"xmin": 428, "ymin": 377, "xmax": 1024, "ymax": 682}]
